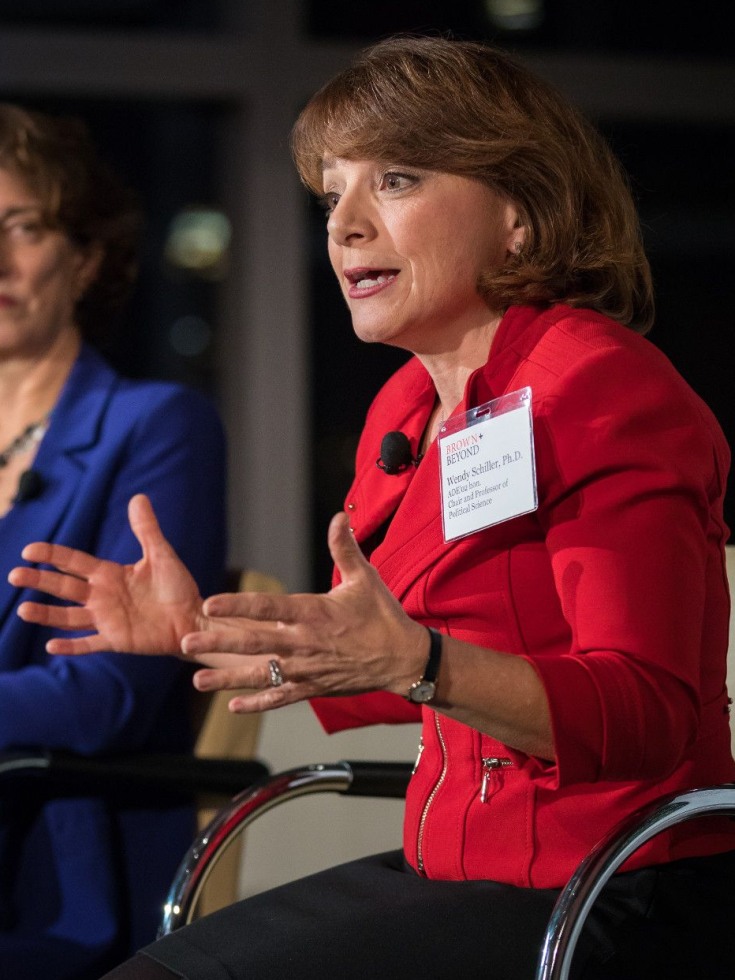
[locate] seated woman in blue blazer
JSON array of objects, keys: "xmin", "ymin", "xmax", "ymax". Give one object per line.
[{"xmin": 0, "ymin": 103, "xmax": 227, "ymax": 979}]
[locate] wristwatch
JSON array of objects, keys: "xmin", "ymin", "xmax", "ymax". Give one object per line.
[{"xmin": 406, "ymin": 627, "xmax": 443, "ymax": 703}]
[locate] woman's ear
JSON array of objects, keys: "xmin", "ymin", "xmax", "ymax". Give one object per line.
[
  {"xmin": 508, "ymin": 219, "xmax": 527, "ymax": 257},
  {"xmin": 503, "ymin": 201, "xmax": 527, "ymax": 257},
  {"xmin": 72, "ymin": 243, "xmax": 104, "ymax": 300}
]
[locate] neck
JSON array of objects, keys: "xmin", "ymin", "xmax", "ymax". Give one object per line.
[
  {"xmin": 0, "ymin": 329, "xmax": 81, "ymax": 442},
  {"xmin": 415, "ymin": 312, "xmax": 503, "ymax": 420},
  {"xmin": 413, "ymin": 313, "xmax": 503, "ymax": 458}
]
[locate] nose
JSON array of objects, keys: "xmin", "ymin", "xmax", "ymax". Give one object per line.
[{"xmin": 326, "ymin": 188, "xmax": 376, "ymax": 248}]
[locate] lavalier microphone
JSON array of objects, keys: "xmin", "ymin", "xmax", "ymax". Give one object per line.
[
  {"xmin": 376, "ymin": 431, "xmax": 421, "ymax": 475},
  {"xmin": 14, "ymin": 469, "xmax": 46, "ymax": 503}
]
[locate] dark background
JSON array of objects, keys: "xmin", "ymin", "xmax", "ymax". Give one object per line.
[{"xmin": 1, "ymin": 1, "xmax": 733, "ymax": 590}]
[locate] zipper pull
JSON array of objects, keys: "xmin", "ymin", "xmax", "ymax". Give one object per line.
[
  {"xmin": 480, "ymin": 756, "xmax": 512, "ymax": 803},
  {"xmin": 412, "ymin": 737, "xmax": 425, "ymax": 774}
]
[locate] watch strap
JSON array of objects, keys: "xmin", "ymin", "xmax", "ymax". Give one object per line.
[{"xmin": 423, "ymin": 626, "xmax": 443, "ymax": 684}]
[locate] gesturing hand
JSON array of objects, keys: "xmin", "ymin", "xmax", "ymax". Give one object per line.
[
  {"xmin": 8, "ymin": 493, "xmax": 204, "ymax": 655},
  {"xmin": 179, "ymin": 511, "xmax": 428, "ymax": 713}
]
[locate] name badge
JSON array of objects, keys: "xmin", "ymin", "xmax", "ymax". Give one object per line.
[{"xmin": 438, "ymin": 387, "xmax": 537, "ymax": 542}]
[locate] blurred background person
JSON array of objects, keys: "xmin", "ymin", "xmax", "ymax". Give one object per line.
[{"xmin": 0, "ymin": 103, "xmax": 227, "ymax": 979}]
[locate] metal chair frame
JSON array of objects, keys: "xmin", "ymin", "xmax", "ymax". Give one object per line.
[
  {"xmin": 159, "ymin": 760, "xmax": 411, "ymax": 935},
  {"xmin": 537, "ymin": 783, "xmax": 735, "ymax": 979},
  {"xmin": 158, "ymin": 764, "xmax": 735, "ymax": 979}
]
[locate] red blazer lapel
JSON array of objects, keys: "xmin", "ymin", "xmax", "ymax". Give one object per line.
[{"xmin": 360, "ymin": 307, "xmax": 553, "ymax": 600}]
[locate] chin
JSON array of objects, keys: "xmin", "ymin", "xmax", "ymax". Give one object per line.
[
  {"xmin": 350, "ymin": 318, "xmax": 386, "ymax": 344},
  {"xmin": 350, "ymin": 314, "xmax": 413, "ymax": 349},
  {"xmin": 351, "ymin": 326, "xmax": 384, "ymax": 345}
]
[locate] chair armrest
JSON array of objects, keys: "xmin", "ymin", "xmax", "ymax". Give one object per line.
[
  {"xmin": 337, "ymin": 760, "xmax": 414, "ymax": 797},
  {"xmin": 0, "ymin": 748, "xmax": 269, "ymax": 803},
  {"xmin": 536, "ymin": 784, "xmax": 735, "ymax": 980},
  {"xmin": 159, "ymin": 759, "xmax": 413, "ymax": 935}
]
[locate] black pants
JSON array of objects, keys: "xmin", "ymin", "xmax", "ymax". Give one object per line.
[{"xmin": 101, "ymin": 849, "xmax": 735, "ymax": 980}]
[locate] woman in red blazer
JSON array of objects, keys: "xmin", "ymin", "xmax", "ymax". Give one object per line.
[{"xmin": 12, "ymin": 36, "xmax": 735, "ymax": 980}]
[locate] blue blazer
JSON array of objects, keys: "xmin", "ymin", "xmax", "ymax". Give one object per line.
[{"xmin": 0, "ymin": 345, "xmax": 227, "ymax": 978}]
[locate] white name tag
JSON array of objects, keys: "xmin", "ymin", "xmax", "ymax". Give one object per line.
[{"xmin": 438, "ymin": 387, "xmax": 537, "ymax": 542}]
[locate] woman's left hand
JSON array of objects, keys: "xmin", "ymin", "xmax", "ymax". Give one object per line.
[{"xmin": 182, "ymin": 511, "xmax": 428, "ymax": 712}]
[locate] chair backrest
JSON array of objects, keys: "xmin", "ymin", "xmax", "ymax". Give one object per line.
[{"xmin": 190, "ymin": 568, "xmax": 284, "ymax": 917}]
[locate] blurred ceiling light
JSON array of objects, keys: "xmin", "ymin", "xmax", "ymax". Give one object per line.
[
  {"xmin": 164, "ymin": 207, "xmax": 231, "ymax": 280},
  {"xmin": 485, "ymin": 0, "xmax": 544, "ymax": 31}
]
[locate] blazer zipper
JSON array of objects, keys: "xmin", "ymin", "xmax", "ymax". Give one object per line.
[
  {"xmin": 412, "ymin": 737, "xmax": 425, "ymax": 774},
  {"xmin": 480, "ymin": 756, "xmax": 513, "ymax": 803},
  {"xmin": 416, "ymin": 712, "xmax": 447, "ymax": 874}
]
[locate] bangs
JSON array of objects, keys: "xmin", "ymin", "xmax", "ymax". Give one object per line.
[
  {"xmin": 292, "ymin": 82, "xmax": 423, "ymax": 194},
  {"xmin": 291, "ymin": 42, "xmax": 487, "ymax": 193},
  {"xmin": 0, "ymin": 108, "xmax": 70, "ymax": 227}
]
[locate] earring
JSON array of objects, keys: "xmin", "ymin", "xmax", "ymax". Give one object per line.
[{"xmin": 513, "ymin": 240, "xmax": 522, "ymax": 254}]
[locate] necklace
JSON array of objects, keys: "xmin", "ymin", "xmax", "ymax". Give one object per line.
[{"xmin": 0, "ymin": 416, "xmax": 50, "ymax": 468}]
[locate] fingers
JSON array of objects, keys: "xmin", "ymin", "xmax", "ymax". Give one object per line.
[
  {"xmin": 203, "ymin": 590, "xmax": 298, "ymax": 621},
  {"xmin": 192, "ymin": 665, "xmax": 301, "ymax": 715},
  {"xmin": 128, "ymin": 493, "xmax": 168, "ymax": 559},
  {"xmin": 328, "ymin": 511, "xmax": 371, "ymax": 583},
  {"xmin": 10, "ymin": 568, "xmax": 90, "ymax": 605},
  {"xmin": 46, "ymin": 634, "xmax": 110, "ymax": 655},
  {"xmin": 13, "ymin": 606, "xmax": 108, "ymax": 654},
  {"xmin": 17, "ymin": 601, "xmax": 95, "ymax": 630},
  {"xmin": 15, "ymin": 542, "xmax": 98, "ymax": 578},
  {"xmin": 181, "ymin": 621, "xmax": 289, "ymax": 656},
  {"xmin": 192, "ymin": 659, "xmax": 274, "ymax": 692},
  {"xmin": 228, "ymin": 689, "xmax": 293, "ymax": 714}
]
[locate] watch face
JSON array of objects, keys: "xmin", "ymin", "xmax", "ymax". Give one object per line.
[{"xmin": 408, "ymin": 679, "xmax": 437, "ymax": 703}]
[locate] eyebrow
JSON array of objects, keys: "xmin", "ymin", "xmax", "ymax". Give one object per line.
[{"xmin": 0, "ymin": 205, "xmax": 43, "ymax": 222}]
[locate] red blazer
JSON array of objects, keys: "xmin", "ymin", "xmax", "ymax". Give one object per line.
[{"xmin": 312, "ymin": 304, "xmax": 735, "ymax": 888}]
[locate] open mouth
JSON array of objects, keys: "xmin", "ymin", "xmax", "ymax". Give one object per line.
[{"xmin": 344, "ymin": 268, "xmax": 399, "ymax": 290}]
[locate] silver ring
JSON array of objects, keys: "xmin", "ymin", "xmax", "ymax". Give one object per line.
[{"xmin": 268, "ymin": 659, "xmax": 284, "ymax": 687}]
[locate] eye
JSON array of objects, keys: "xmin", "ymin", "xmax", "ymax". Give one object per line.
[
  {"xmin": 380, "ymin": 170, "xmax": 417, "ymax": 192},
  {"xmin": 1, "ymin": 216, "xmax": 44, "ymax": 241}
]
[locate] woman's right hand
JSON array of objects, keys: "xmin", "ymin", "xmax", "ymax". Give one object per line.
[{"xmin": 7, "ymin": 493, "xmax": 203, "ymax": 656}]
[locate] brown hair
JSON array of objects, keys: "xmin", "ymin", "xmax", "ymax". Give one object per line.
[
  {"xmin": 0, "ymin": 102, "xmax": 143, "ymax": 342},
  {"xmin": 292, "ymin": 35, "xmax": 654, "ymax": 334}
]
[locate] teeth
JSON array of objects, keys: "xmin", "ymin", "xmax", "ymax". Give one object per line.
[{"xmin": 355, "ymin": 274, "xmax": 391, "ymax": 289}]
